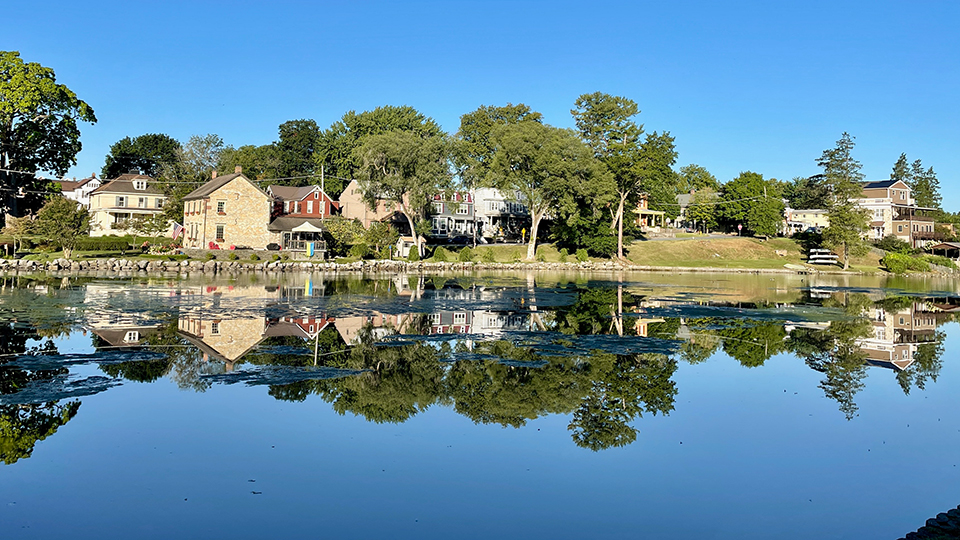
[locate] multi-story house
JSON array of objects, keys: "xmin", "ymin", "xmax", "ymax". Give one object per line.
[
  {"xmin": 338, "ymin": 179, "xmax": 402, "ymax": 228},
  {"xmin": 88, "ymin": 174, "xmax": 167, "ymax": 237},
  {"xmin": 474, "ymin": 187, "xmax": 529, "ymax": 242},
  {"xmin": 784, "ymin": 208, "xmax": 830, "ymax": 236},
  {"xmin": 267, "ymin": 185, "xmax": 339, "ymax": 219},
  {"xmin": 428, "ymin": 191, "xmax": 475, "ymax": 241},
  {"xmin": 181, "ymin": 168, "xmax": 275, "ymax": 249},
  {"xmin": 57, "ymin": 174, "xmax": 101, "ymax": 209},
  {"xmin": 853, "ymin": 179, "xmax": 936, "ymax": 246}
]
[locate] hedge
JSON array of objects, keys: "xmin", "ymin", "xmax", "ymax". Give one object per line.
[{"xmin": 882, "ymin": 252, "xmax": 930, "ymax": 274}]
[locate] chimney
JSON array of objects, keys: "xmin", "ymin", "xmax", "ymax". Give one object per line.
[
  {"xmin": 91, "ymin": 173, "xmax": 96, "ymax": 178},
  {"xmin": 211, "ymin": 170, "xmax": 218, "ymax": 179},
  {"xmin": 235, "ymin": 165, "xmax": 242, "ymax": 174}
]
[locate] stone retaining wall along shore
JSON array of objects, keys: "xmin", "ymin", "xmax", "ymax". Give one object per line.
[{"xmin": 0, "ymin": 257, "xmax": 900, "ymax": 276}]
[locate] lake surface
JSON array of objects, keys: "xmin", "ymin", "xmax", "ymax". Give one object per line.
[{"xmin": 2, "ymin": 270, "xmax": 959, "ymax": 539}]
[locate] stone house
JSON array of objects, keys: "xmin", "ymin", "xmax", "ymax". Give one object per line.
[
  {"xmin": 181, "ymin": 168, "xmax": 275, "ymax": 249},
  {"xmin": 88, "ymin": 174, "xmax": 167, "ymax": 237}
]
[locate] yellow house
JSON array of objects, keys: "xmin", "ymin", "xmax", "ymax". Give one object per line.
[{"xmin": 88, "ymin": 174, "xmax": 168, "ymax": 237}]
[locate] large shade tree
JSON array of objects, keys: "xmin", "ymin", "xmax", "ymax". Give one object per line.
[
  {"xmin": 489, "ymin": 122, "xmax": 614, "ymax": 260},
  {"xmin": 316, "ymin": 106, "xmax": 444, "ymax": 198},
  {"xmin": 454, "ymin": 103, "xmax": 542, "ymax": 189},
  {"xmin": 354, "ymin": 130, "xmax": 451, "ymax": 256},
  {"xmin": 101, "ymin": 133, "xmax": 180, "ymax": 179},
  {"xmin": 0, "ymin": 51, "xmax": 96, "ymax": 217}
]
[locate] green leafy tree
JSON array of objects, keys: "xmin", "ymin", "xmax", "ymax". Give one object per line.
[
  {"xmin": 818, "ymin": 133, "xmax": 869, "ymax": 269},
  {"xmin": 35, "ymin": 196, "xmax": 89, "ymax": 258},
  {"xmin": 276, "ymin": 119, "xmax": 320, "ymax": 180},
  {"xmin": 571, "ymin": 92, "xmax": 643, "ymax": 260},
  {"xmin": 101, "ymin": 133, "xmax": 180, "ymax": 179},
  {"xmin": 158, "ymin": 133, "xmax": 225, "ymax": 223},
  {"xmin": 0, "ymin": 401, "xmax": 80, "ymax": 465},
  {"xmin": 217, "ymin": 144, "xmax": 281, "ymax": 180},
  {"xmin": 719, "ymin": 171, "xmax": 784, "ymax": 236},
  {"xmin": 0, "ymin": 51, "xmax": 97, "ymax": 217},
  {"xmin": 454, "ymin": 103, "xmax": 542, "ymax": 189},
  {"xmin": 355, "ymin": 130, "xmax": 451, "ymax": 256},
  {"xmin": 316, "ymin": 106, "xmax": 445, "ymax": 199},
  {"xmin": 637, "ymin": 132, "xmax": 681, "ymax": 222},
  {"xmin": 489, "ymin": 122, "xmax": 614, "ymax": 260},
  {"xmin": 685, "ymin": 188, "xmax": 719, "ymax": 232},
  {"xmin": 678, "ymin": 164, "xmax": 720, "ymax": 192},
  {"xmin": 124, "ymin": 212, "xmax": 169, "ymax": 247},
  {"xmin": 784, "ymin": 175, "xmax": 831, "ymax": 210},
  {"xmin": 364, "ymin": 221, "xmax": 399, "ymax": 255}
]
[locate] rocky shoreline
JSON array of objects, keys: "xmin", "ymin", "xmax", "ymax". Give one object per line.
[{"xmin": 0, "ymin": 256, "xmax": 898, "ymax": 276}]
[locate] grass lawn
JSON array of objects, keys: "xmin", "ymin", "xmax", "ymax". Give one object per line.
[{"xmin": 625, "ymin": 237, "xmax": 883, "ymax": 272}]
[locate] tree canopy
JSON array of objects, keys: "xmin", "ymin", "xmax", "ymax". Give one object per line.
[
  {"xmin": 818, "ymin": 133, "xmax": 869, "ymax": 269},
  {"xmin": 0, "ymin": 51, "xmax": 96, "ymax": 216},
  {"xmin": 455, "ymin": 103, "xmax": 542, "ymax": 189},
  {"xmin": 718, "ymin": 171, "xmax": 784, "ymax": 236},
  {"xmin": 34, "ymin": 196, "xmax": 89, "ymax": 258},
  {"xmin": 101, "ymin": 133, "xmax": 180, "ymax": 179}
]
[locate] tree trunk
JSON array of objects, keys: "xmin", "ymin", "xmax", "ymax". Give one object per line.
[
  {"xmin": 843, "ymin": 242, "xmax": 849, "ymax": 270},
  {"xmin": 526, "ymin": 212, "xmax": 542, "ymax": 260},
  {"xmin": 401, "ymin": 207, "xmax": 420, "ymax": 257},
  {"xmin": 616, "ymin": 192, "xmax": 627, "ymax": 261}
]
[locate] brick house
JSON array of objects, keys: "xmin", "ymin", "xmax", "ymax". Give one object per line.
[
  {"xmin": 267, "ymin": 185, "xmax": 339, "ymax": 219},
  {"xmin": 88, "ymin": 174, "xmax": 167, "ymax": 237},
  {"xmin": 181, "ymin": 168, "xmax": 275, "ymax": 249}
]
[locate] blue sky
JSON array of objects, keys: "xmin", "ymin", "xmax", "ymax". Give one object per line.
[{"xmin": 4, "ymin": 1, "xmax": 958, "ymax": 208}]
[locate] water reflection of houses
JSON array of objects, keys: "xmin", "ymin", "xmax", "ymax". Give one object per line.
[
  {"xmin": 859, "ymin": 299, "xmax": 951, "ymax": 371},
  {"xmin": 84, "ymin": 283, "xmax": 169, "ymax": 348}
]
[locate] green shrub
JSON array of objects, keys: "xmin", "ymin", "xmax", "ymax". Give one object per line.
[
  {"xmin": 458, "ymin": 246, "xmax": 474, "ymax": 262},
  {"xmin": 75, "ymin": 237, "xmax": 131, "ymax": 252},
  {"xmin": 576, "ymin": 248, "xmax": 589, "ymax": 262},
  {"xmin": 228, "ymin": 252, "xmax": 239, "ymax": 260},
  {"xmin": 432, "ymin": 247, "xmax": 450, "ymax": 262},
  {"xmin": 407, "ymin": 248, "xmax": 420, "ymax": 262},
  {"xmin": 559, "ymin": 248, "xmax": 569, "ymax": 263},
  {"xmin": 349, "ymin": 242, "xmax": 371, "ymax": 259},
  {"xmin": 204, "ymin": 252, "xmax": 216, "ymax": 260},
  {"xmin": 536, "ymin": 251, "xmax": 546, "ymax": 262},
  {"xmin": 378, "ymin": 246, "xmax": 392, "ymax": 260},
  {"xmin": 882, "ymin": 252, "xmax": 930, "ymax": 274},
  {"xmin": 250, "ymin": 253, "xmax": 260, "ymax": 261},
  {"xmin": 481, "ymin": 248, "xmax": 495, "ymax": 263},
  {"xmin": 923, "ymin": 254, "xmax": 958, "ymax": 270},
  {"xmin": 875, "ymin": 235, "xmax": 913, "ymax": 254}
]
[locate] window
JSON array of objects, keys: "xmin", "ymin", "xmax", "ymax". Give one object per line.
[
  {"xmin": 216, "ymin": 225, "xmax": 225, "ymax": 242},
  {"xmin": 429, "ymin": 313, "xmax": 441, "ymax": 325},
  {"xmin": 432, "ymin": 202, "xmax": 443, "ymax": 214},
  {"xmin": 138, "ymin": 197, "xmax": 146, "ymax": 208},
  {"xmin": 432, "ymin": 218, "xmax": 447, "ymax": 231},
  {"xmin": 453, "ymin": 312, "xmax": 467, "ymax": 325},
  {"xmin": 116, "ymin": 196, "xmax": 126, "ymax": 207},
  {"xmin": 874, "ymin": 209, "xmax": 883, "ymax": 219},
  {"xmin": 155, "ymin": 198, "xmax": 164, "ymax": 208},
  {"xmin": 123, "ymin": 331, "xmax": 140, "ymax": 342},
  {"xmin": 210, "ymin": 322, "xmax": 220, "ymax": 335},
  {"xmin": 217, "ymin": 201, "xmax": 225, "ymax": 214},
  {"xmin": 288, "ymin": 201, "xmax": 295, "ymax": 213},
  {"xmin": 133, "ymin": 180, "xmax": 146, "ymax": 190},
  {"xmin": 307, "ymin": 200, "xmax": 313, "ymax": 213},
  {"xmin": 456, "ymin": 204, "xmax": 470, "ymax": 215},
  {"xmin": 898, "ymin": 225, "xmax": 903, "ymax": 233},
  {"xmin": 314, "ymin": 192, "xmax": 319, "ymax": 199}
]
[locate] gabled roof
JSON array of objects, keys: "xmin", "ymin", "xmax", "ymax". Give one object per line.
[
  {"xmin": 183, "ymin": 173, "xmax": 267, "ymax": 201},
  {"xmin": 58, "ymin": 176, "xmax": 99, "ymax": 192},
  {"xmin": 267, "ymin": 216, "xmax": 326, "ymax": 232},
  {"xmin": 90, "ymin": 174, "xmax": 162, "ymax": 195},
  {"xmin": 862, "ymin": 179, "xmax": 909, "ymax": 190},
  {"xmin": 268, "ymin": 185, "xmax": 318, "ymax": 200}
]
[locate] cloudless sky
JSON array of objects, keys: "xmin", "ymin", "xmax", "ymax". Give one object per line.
[{"xmin": 3, "ymin": 0, "xmax": 958, "ymax": 208}]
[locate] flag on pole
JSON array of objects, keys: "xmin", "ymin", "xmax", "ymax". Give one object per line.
[{"xmin": 172, "ymin": 222, "xmax": 184, "ymax": 240}]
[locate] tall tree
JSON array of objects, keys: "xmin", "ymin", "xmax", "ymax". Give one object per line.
[
  {"xmin": 354, "ymin": 130, "xmax": 451, "ymax": 256},
  {"xmin": 684, "ymin": 188, "xmax": 719, "ymax": 232},
  {"xmin": 818, "ymin": 133, "xmax": 869, "ymax": 270},
  {"xmin": 784, "ymin": 175, "xmax": 831, "ymax": 209},
  {"xmin": 276, "ymin": 119, "xmax": 320, "ymax": 180},
  {"xmin": 571, "ymin": 92, "xmax": 642, "ymax": 260},
  {"xmin": 316, "ymin": 106, "xmax": 444, "ymax": 198},
  {"xmin": 101, "ymin": 133, "xmax": 180, "ymax": 179},
  {"xmin": 454, "ymin": 103, "xmax": 542, "ymax": 189},
  {"xmin": 0, "ymin": 51, "xmax": 97, "ymax": 217},
  {"xmin": 678, "ymin": 164, "xmax": 720, "ymax": 192},
  {"xmin": 718, "ymin": 171, "xmax": 784, "ymax": 236},
  {"xmin": 890, "ymin": 153, "xmax": 911, "ymax": 184},
  {"xmin": 489, "ymin": 122, "xmax": 614, "ymax": 260},
  {"xmin": 158, "ymin": 134, "xmax": 225, "ymax": 223},
  {"xmin": 909, "ymin": 158, "xmax": 941, "ymax": 209},
  {"xmin": 636, "ymin": 131, "xmax": 681, "ymax": 221},
  {"xmin": 217, "ymin": 144, "xmax": 282, "ymax": 180}
]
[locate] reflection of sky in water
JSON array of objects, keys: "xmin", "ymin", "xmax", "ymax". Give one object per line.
[{"xmin": 1, "ymin": 272, "xmax": 959, "ymax": 538}]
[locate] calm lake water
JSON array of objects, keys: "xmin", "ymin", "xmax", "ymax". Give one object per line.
[{"xmin": 2, "ymin": 270, "xmax": 959, "ymax": 539}]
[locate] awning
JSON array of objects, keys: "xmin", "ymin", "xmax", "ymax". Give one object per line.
[{"xmin": 292, "ymin": 221, "xmax": 324, "ymax": 233}]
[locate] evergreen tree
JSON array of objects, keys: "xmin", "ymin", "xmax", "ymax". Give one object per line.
[
  {"xmin": 909, "ymin": 159, "xmax": 941, "ymax": 209},
  {"xmin": 818, "ymin": 133, "xmax": 869, "ymax": 270},
  {"xmin": 889, "ymin": 153, "xmax": 911, "ymax": 184}
]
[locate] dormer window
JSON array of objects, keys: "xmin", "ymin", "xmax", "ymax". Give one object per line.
[{"xmin": 134, "ymin": 179, "xmax": 147, "ymax": 190}]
